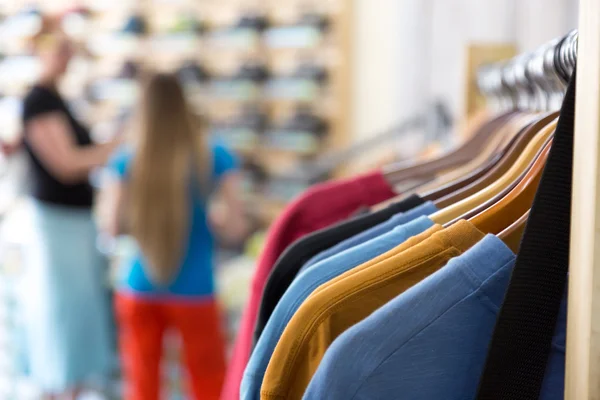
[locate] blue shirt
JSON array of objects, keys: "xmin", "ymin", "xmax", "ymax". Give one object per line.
[
  {"xmin": 299, "ymin": 202, "xmax": 438, "ymax": 273},
  {"xmin": 241, "ymin": 215, "xmax": 435, "ymax": 400},
  {"xmin": 108, "ymin": 143, "xmax": 239, "ymax": 297},
  {"xmin": 303, "ymin": 234, "xmax": 566, "ymax": 400}
]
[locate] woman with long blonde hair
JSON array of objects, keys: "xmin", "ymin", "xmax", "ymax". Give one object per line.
[{"xmin": 103, "ymin": 72, "xmax": 247, "ymax": 400}]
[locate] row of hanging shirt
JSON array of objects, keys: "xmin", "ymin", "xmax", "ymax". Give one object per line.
[{"xmin": 222, "ymin": 29, "xmax": 579, "ymax": 400}]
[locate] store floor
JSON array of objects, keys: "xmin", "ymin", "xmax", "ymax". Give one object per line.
[{"xmin": 0, "ymin": 218, "xmax": 255, "ymax": 400}]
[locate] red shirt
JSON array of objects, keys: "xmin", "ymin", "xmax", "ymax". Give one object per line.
[{"xmin": 221, "ymin": 171, "xmax": 396, "ymax": 400}]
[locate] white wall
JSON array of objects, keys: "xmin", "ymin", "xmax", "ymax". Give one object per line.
[
  {"xmin": 352, "ymin": 0, "xmax": 579, "ymax": 144},
  {"xmin": 352, "ymin": 0, "xmax": 429, "ymax": 143},
  {"xmin": 428, "ymin": 0, "xmax": 518, "ymax": 119}
]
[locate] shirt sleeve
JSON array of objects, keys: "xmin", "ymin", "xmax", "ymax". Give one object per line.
[
  {"xmin": 107, "ymin": 146, "xmax": 133, "ymax": 180},
  {"xmin": 212, "ymin": 143, "xmax": 240, "ymax": 182},
  {"xmin": 22, "ymin": 89, "xmax": 63, "ymax": 123}
]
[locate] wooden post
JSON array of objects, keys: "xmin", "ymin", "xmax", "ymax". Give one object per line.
[
  {"xmin": 566, "ymin": 0, "xmax": 600, "ymax": 399},
  {"xmin": 463, "ymin": 44, "xmax": 516, "ymax": 127},
  {"xmin": 333, "ymin": 0, "xmax": 353, "ymax": 154}
]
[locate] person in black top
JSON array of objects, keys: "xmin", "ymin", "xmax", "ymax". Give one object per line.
[
  {"xmin": 19, "ymin": 15, "xmax": 119, "ymax": 400},
  {"xmin": 23, "ymin": 54, "xmax": 118, "ymax": 204}
]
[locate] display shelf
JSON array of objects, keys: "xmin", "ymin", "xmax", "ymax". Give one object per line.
[
  {"xmin": 87, "ymin": 0, "xmax": 351, "ymax": 186},
  {"xmin": 0, "ymin": 0, "xmax": 351, "ymax": 220},
  {"xmin": 0, "ymin": 0, "xmax": 353, "ymax": 397}
]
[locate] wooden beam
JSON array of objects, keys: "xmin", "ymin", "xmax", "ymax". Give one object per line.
[
  {"xmin": 566, "ymin": 0, "xmax": 600, "ymax": 399},
  {"xmin": 463, "ymin": 43, "xmax": 516, "ymax": 123}
]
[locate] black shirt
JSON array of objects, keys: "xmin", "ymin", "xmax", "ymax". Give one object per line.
[
  {"xmin": 252, "ymin": 194, "xmax": 425, "ymax": 345},
  {"xmin": 22, "ymin": 85, "xmax": 94, "ymax": 208}
]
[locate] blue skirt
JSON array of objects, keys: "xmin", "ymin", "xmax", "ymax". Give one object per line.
[{"xmin": 18, "ymin": 200, "xmax": 112, "ymax": 392}]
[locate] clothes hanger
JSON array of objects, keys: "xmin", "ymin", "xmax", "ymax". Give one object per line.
[
  {"xmin": 468, "ymin": 136, "xmax": 552, "ymax": 235},
  {"xmin": 443, "ymin": 132, "xmax": 553, "ymax": 228},
  {"xmin": 419, "ymin": 117, "xmax": 530, "ymax": 201},
  {"xmin": 412, "ymin": 113, "xmax": 521, "ymax": 194},
  {"xmin": 432, "ymin": 113, "xmax": 558, "ymax": 208},
  {"xmin": 382, "ymin": 110, "xmax": 514, "ymax": 186},
  {"xmin": 421, "ymin": 47, "xmax": 558, "ymax": 208},
  {"xmin": 473, "ymin": 39, "xmax": 562, "ymax": 246},
  {"xmin": 371, "ymin": 111, "xmax": 515, "ymax": 211},
  {"xmin": 436, "ymin": 113, "xmax": 555, "ymax": 209},
  {"xmin": 427, "ymin": 51, "xmax": 552, "ymax": 206},
  {"xmin": 462, "ymin": 132, "xmax": 552, "ymax": 229},
  {"xmin": 498, "ymin": 209, "xmax": 530, "ymax": 253},
  {"xmin": 428, "ymin": 119, "xmax": 555, "ymax": 225},
  {"xmin": 373, "ymin": 110, "xmax": 518, "ymax": 212},
  {"xmin": 299, "ymin": 103, "xmax": 450, "ymax": 183},
  {"xmin": 419, "ymin": 112, "xmax": 547, "ymax": 200},
  {"xmin": 453, "ymin": 131, "xmax": 554, "ymax": 224}
]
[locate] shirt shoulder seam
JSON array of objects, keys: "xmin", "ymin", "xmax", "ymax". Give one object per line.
[{"xmin": 348, "ymin": 258, "xmax": 516, "ymax": 399}]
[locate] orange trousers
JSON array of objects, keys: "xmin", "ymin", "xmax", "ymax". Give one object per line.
[{"xmin": 116, "ymin": 293, "xmax": 226, "ymax": 400}]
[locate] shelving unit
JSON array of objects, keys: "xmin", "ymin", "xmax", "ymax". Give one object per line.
[
  {"xmin": 0, "ymin": 1, "xmax": 352, "ymax": 225},
  {"xmin": 85, "ymin": 0, "xmax": 353, "ymax": 225},
  {"xmin": 0, "ymin": 0, "xmax": 353, "ymax": 397}
]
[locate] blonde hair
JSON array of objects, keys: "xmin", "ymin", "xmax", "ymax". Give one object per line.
[
  {"xmin": 29, "ymin": 14, "xmax": 63, "ymax": 53},
  {"xmin": 129, "ymin": 73, "xmax": 208, "ymax": 285}
]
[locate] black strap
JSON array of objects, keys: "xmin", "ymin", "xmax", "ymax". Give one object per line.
[{"xmin": 476, "ymin": 69, "xmax": 576, "ymax": 399}]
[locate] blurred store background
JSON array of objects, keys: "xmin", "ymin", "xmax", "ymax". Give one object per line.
[{"xmin": 0, "ymin": 0, "xmax": 578, "ymax": 399}]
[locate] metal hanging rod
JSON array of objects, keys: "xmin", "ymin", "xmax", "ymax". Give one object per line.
[{"xmin": 477, "ymin": 29, "xmax": 578, "ymax": 111}]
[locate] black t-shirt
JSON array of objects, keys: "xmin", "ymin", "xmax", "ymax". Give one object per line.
[
  {"xmin": 252, "ymin": 194, "xmax": 425, "ymax": 346},
  {"xmin": 22, "ymin": 85, "xmax": 94, "ymax": 208}
]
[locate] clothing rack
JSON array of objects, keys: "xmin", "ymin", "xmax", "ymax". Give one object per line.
[
  {"xmin": 285, "ymin": 101, "xmax": 452, "ymax": 183},
  {"xmin": 475, "ymin": 2, "xmax": 600, "ymax": 396},
  {"xmin": 476, "ymin": 30, "xmax": 577, "ymax": 112}
]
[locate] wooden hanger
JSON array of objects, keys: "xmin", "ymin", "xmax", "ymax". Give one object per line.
[
  {"xmin": 413, "ymin": 118, "xmax": 516, "ymax": 194},
  {"xmin": 498, "ymin": 209, "xmax": 530, "ymax": 253},
  {"xmin": 468, "ymin": 137, "xmax": 552, "ymax": 234},
  {"xmin": 423, "ymin": 112, "xmax": 557, "ymax": 201},
  {"xmin": 440, "ymin": 117, "xmax": 557, "ymax": 223},
  {"xmin": 429, "ymin": 120, "xmax": 555, "ymax": 225},
  {"xmin": 450, "ymin": 133, "xmax": 553, "ymax": 225},
  {"xmin": 433, "ymin": 114, "xmax": 559, "ymax": 208},
  {"xmin": 419, "ymin": 123, "xmax": 526, "ymax": 199},
  {"xmin": 372, "ymin": 111, "xmax": 517, "ymax": 211},
  {"xmin": 382, "ymin": 111, "xmax": 516, "ymax": 186},
  {"xmin": 418, "ymin": 111, "xmax": 528, "ymax": 191},
  {"xmin": 418, "ymin": 112, "xmax": 532, "ymax": 201}
]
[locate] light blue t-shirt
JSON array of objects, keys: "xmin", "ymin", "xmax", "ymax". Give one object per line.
[
  {"xmin": 299, "ymin": 202, "xmax": 438, "ymax": 273},
  {"xmin": 108, "ymin": 143, "xmax": 239, "ymax": 297},
  {"xmin": 241, "ymin": 215, "xmax": 435, "ymax": 400},
  {"xmin": 304, "ymin": 234, "xmax": 566, "ymax": 400}
]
